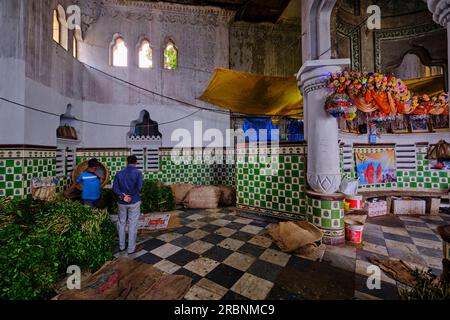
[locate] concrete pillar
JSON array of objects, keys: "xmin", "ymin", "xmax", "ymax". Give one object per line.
[{"xmin": 297, "ymin": 59, "xmax": 350, "ymax": 194}]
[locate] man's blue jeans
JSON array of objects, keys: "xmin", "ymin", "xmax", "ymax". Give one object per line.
[{"xmin": 118, "ymin": 201, "xmax": 141, "ymax": 254}]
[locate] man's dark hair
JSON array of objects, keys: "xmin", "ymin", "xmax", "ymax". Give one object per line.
[
  {"xmin": 87, "ymin": 158, "xmax": 98, "ymax": 168},
  {"xmin": 127, "ymin": 155, "xmax": 138, "ymax": 164}
]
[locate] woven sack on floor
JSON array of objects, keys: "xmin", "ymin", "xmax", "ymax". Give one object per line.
[{"xmin": 183, "ymin": 186, "xmax": 221, "ymax": 209}]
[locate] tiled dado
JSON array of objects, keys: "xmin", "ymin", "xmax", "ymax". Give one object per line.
[
  {"xmin": 236, "ymin": 144, "xmax": 307, "ymax": 220},
  {"xmin": 76, "ymin": 149, "xmax": 129, "ymax": 183},
  {"xmin": 154, "ymin": 149, "xmax": 235, "ymax": 186},
  {"xmin": 340, "ymin": 145, "xmax": 450, "ymax": 191},
  {"xmin": 305, "ymin": 190, "xmax": 345, "ymax": 245},
  {"xmin": 0, "ymin": 147, "xmax": 56, "ymax": 198},
  {"xmin": 77, "ymin": 148, "xmax": 235, "ymax": 186}
]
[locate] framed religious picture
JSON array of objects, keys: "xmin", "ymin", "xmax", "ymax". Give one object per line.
[
  {"xmin": 346, "ymin": 120, "xmax": 360, "ymax": 134},
  {"xmin": 430, "ymin": 115, "xmax": 449, "ymax": 132},
  {"xmin": 391, "ymin": 115, "xmax": 409, "ymax": 133},
  {"xmin": 410, "ymin": 118, "xmax": 430, "ymax": 133}
]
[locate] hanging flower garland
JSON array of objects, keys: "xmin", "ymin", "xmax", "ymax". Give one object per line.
[
  {"xmin": 326, "ymin": 71, "xmax": 448, "ymax": 120},
  {"xmin": 324, "ymin": 93, "xmax": 356, "ymax": 118}
]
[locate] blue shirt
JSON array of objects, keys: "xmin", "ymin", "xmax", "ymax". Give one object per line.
[
  {"xmin": 113, "ymin": 165, "xmax": 143, "ymax": 205},
  {"xmin": 76, "ymin": 169, "xmax": 103, "ymax": 200}
]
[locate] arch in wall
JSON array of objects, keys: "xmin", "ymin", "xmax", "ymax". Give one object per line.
[
  {"xmin": 110, "ymin": 33, "xmax": 128, "ymax": 67},
  {"xmin": 330, "ymin": 0, "xmax": 447, "ymax": 74},
  {"xmin": 72, "ymin": 27, "xmax": 83, "ymax": 59},
  {"xmin": 388, "ymin": 47, "xmax": 446, "ymax": 88},
  {"xmin": 137, "ymin": 36, "xmax": 153, "ymax": 68},
  {"xmin": 54, "ymin": 4, "xmax": 68, "ymax": 50},
  {"xmin": 163, "ymin": 37, "xmax": 178, "ymax": 70},
  {"xmin": 56, "ymin": 104, "xmax": 78, "ymax": 140},
  {"xmin": 128, "ymin": 110, "xmax": 162, "ymax": 138}
]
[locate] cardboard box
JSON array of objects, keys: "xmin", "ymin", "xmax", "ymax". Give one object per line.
[
  {"xmin": 392, "ymin": 198, "xmax": 426, "ymax": 215},
  {"xmin": 365, "ymin": 200, "xmax": 387, "ymax": 217}
]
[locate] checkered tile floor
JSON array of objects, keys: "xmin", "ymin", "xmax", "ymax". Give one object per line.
[{"xmin": 114, "ymin": 208, "xmax": 450, "ymax": 300}]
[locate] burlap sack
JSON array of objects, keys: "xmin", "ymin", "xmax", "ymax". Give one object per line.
[
  {"xmin": 170, "ymin": 184, "xmax": 195, "ymax": 204},
  {"xmin": 268, "ymin": 221, "xmax": 323, "ymax": 253},
  {"xmin": 54, "ymin": 257, "xmax": 192, "ymax": 300},
  {"xmin": 183, "ymin": 186, "xmax": 221, "ymax": 209},
  {"xmin": 55, "ymin": 258, "xmax": 140, "ymax": 300},
  {"xmin": 216, "ymin": 185, "xmax": 236, "ymax": 206}
]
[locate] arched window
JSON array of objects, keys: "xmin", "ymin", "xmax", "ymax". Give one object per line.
[
  {"xmin": 164, "ymin": 41, "xmax": 178, "ymax": 70},
  {"xmin": 53, "ymin": 5, "xmax": 68, "ymax": 50},
  {"xmin": 138, "ymin": 40, "xmax": 153, "ymax": 68},
  {"xmin": 72, "ymin": 35, "xmax": 78, "ymax": 59},
  {"xmin": 52, "ymin": 10, "xmax": 60, "ymax": 43},
  {"xmin": 111, "ymin": 37, "xmax": 128, "ymax": 67}
]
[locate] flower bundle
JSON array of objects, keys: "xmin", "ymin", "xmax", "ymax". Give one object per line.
[
  {"xmin": 326, "ymin": 71, "xmax": 448, "ymax": 120},
  {"xmin": 324, "ymin": 93, "xmax": 356, "ymax": 118}
]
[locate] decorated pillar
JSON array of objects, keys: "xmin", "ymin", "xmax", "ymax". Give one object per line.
[
  {"xmin": 298, "ymin": 0, "xmax": 349, "ymax": 245},
  {"xmin": 297, "ymin": 59, "xmax": 349, "ymax": 245},
  {"xmin": 297, "ymin": 60, "xmax": 349, "ymax": 195}
]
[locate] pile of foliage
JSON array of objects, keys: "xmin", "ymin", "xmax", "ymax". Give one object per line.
[
  {"xmin": 400, "ymin": 269, "xmax": 450, "ymax": 300},
  {"xmin": 0, "ymin": 198, "xmax": 116, "ymax": 300},
  {"xmin": 141, "ymin": 179, "xmax": 175, "ymax": 213}
]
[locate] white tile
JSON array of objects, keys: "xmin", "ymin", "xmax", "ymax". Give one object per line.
[
  {"xmin": 185, "ymin": 240, "xmax": 214, "ymax": 255},
  {"xmin": 154, "ymin": 260, "xmax": 181, "ymax": 274},
  {"xmin": 184, "ymin": 257, "xmax": 220, "ymax": 276},
  {"xmin": 157, "ymin": 232, "xmax": 182, "ymax": 242},
  {"xmin": 210, "ymin": 219, "xmax": 231, "ymax": 227},
  {"xmin": 259, "ymin": 249, "xmax": 291, "ymax": 267},
  {"xmin": 150, "ymin": 243, "xmax": 182, "ymax": 258},
  {"xmin": 231, "ymin": 273, "xmax": 273, "ymax": 300},
  {"xmin": 223, "ymin": 252, "xmax": 256, "ymax": 272},
  {"xmin": 218, "ymin": 238, "xmax": 245, "ymax": 251},
  {"xmin": 240, "ymin": 225, "xmax": 263, "ymax": 235},
  {"xmin": 186, "ymin": 229, "xmax": 209, "ymax": 240}
]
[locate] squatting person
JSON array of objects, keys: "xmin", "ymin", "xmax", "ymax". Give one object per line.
[
  {"xmin": 65, "ymin": 158, "xmax": 105, "ymax": 208},
  {"xmin": 112, "ymin": 155, "xmax": 143, "ymax": 254}
]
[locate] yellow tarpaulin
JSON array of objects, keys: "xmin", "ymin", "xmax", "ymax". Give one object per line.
[
  {"xmin": 404, "ymin": 75, "xmax": 445, "ymax": 97},
  {"xmin": 199, "ymin": 68, "xmax": 303, "ymax": 119},
  {"xmin": 199, "ymin": 69, "xmax": 445, "ymax": 120}
]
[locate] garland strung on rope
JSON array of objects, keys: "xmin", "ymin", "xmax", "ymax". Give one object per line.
[{"xmin": 325, "ymin": 71, "xmax": 448, "ymax": 120}]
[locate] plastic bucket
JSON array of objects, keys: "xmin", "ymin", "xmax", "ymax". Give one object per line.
[
  {"xmin": 345, "ymin": 195, "xmax": 363, "ymax": 210},
  {"xmin": 345, "ymin": 220, "xmax": 364, "ymax": 244}
]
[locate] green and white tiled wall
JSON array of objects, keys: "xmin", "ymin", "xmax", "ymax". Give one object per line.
[
  {"xmin": 76, "ymin": 149, "xmax": 129, "ymax": 184},
  {"xmin": 144, "ymin": 149, "xmax": 235, "ymax": 186},
  {"xmin": 0, "ymin": 147, "xmax": 236, "ymax": 199},
  {"xmin": 235, "ymin": 144, "xmax": 307, "ymax": 220},
  {"xmin": 0, "ymin": 148, "xmax": 56, "ymax": 198},
  {"xmin": 305, "ymin": 192, "xmax": 345, "ymax": 245}
]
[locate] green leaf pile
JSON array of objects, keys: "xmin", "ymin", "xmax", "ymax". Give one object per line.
[{"xmin": 0, "ymin": 198, "xmax": 116, "ymax": 300}]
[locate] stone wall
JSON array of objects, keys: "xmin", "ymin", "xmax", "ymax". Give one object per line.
[{"xmin": 230, "ymin": 21, "xmax": 301, "ymax": 77}]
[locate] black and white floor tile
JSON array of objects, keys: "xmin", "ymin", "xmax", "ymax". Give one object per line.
[{"xmin": 114, "ymin": 207, "xmax": 450, "ymax": 300}]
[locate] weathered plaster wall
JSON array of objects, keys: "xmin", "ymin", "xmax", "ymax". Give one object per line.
[
  {"xmin": 77, "ymin": 0, "xmax": 233, "ymax": 148},
  {"xmin": 0, "ymin": 0, "xmax": 26, "ymax": 145},
  {"xmin": 230, "ymin": 21, "xmax": 301, "ymax": 77},
  {"xmin": 332, "ymin": 0, "xmax": 447, "ymax": 74},
  {"xmin": 5, "ymin": 0, "xmax": 234, "ymax": 148}
]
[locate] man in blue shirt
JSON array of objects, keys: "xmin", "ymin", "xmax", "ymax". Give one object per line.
[
  {"xmin": 65, "ymin": 158, "xmax": 105, "ymax": 208},
  {"xmin": 113, "ymin": 155, "xmax": 143, "ymax": 254}
]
